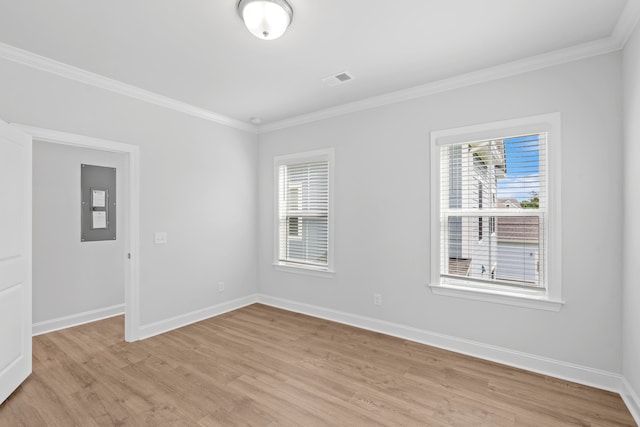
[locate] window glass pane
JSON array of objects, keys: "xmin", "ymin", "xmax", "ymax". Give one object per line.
[
  {"xmin": 440, "ymin": 133, "xmax": 546, "ymax": 289},
  {"xmin": 497, "ymin": 135, "xmax": 543, "ymax": 206},
  {"xmin": 448, "ymin": 216, "xmax": 462, "ymax": 258},
  {"xmin": 449, "ymin": 145, "xmax": 462, "ymax": 208},
  {"xmin": 278, "ymin": 159, "xmax": 330, "ymax": 268},
  {"xmin": 495, "ymin": 216, "xmax": 541, "ymax": 285}
]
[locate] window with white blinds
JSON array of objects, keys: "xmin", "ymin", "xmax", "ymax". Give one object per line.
[
  {"xmin": 430, "ymin": 114, "xmax": 563, "ymax": 311},
  {"xmin": 275, "ymin": 149, "xmax": 333, "ymax": 273},
  {"xmin": 439, "ymin": 133, "xmax": 547, "ymax": 289}
]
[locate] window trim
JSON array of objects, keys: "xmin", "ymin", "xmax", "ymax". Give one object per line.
[
  {"xmin": 429, "ymin": 113, "xmax": 563, "ymax": 311},
  {"xmin": 273, "ymin": 148, "xmax": 335, "ymax": 276}
]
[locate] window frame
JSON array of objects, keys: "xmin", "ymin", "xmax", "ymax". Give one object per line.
[
  {"xmin": 273, "ymin": 148, "xmax": 335, "ymax": 277},
  {"xmin": 429, "ymin": 113, "xmax": 563, "ymax": 311}
]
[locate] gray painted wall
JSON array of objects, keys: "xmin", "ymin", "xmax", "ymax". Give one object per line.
[
  {"xmin": 32, "ymin": 141, "xmax": 125, "ymax": 323},
  {"xmin": 623, "ymin": 22, "xmax": 640, "ymax": 405},
  {"xmin": 258, "ymin": 52, "xmax": 624, "ymax": 373},
  {"xmin": 0, "ymin": 57, "xmax": 259, "ymax": 327}
]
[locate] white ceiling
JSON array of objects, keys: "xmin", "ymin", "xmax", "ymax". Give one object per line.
[{"xmin": 0, "ymin": 0, "xmax": 637, "ymax": 129}]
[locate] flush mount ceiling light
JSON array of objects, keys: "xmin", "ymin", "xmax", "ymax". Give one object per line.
[{"xmin": 237, "ymin": 0, "xmax": 293, "ymax": 41}]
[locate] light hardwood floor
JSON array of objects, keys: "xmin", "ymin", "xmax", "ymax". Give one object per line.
[{"xmin": 0, "ymin": 304, "xmax": 635, "ymax": 426}]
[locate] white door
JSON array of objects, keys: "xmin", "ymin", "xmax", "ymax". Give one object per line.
[{"xmin": 0, "ymin": 119, "xmax": 32, "ymax": 404}]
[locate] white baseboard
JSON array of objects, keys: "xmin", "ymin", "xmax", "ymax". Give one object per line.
[
  {"xmin": 257, "ymin": 294, "xmax": 623, "ymax": 394},
  {"xmin": 137, "ymin": 294, "xmax": 258, "ymax": 340},
  {"xmin": 622, "ymin": 378, "xmax": 640, "ymax": 425},
  {"xmin": 32, "ymin": 304, "xmax": 124, "ymax": 336}
]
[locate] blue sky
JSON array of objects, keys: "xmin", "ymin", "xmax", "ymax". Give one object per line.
[{"xmin": 497, "ymin": 134, "xmax": 540, "ymax": 201}]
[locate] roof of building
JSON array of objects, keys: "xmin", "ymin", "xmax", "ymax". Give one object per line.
[{"xmin": 496, "ymin": 198, "xmax": 522, "ymax": 208}]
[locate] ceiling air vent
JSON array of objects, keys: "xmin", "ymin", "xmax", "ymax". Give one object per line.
[{"xmin": 322, "ymin": 71, "xmax": 355, "ymax": 87}]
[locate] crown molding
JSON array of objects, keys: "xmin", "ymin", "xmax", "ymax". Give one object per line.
[
  {"xmin": 613, "ymin": 0, "xmax": 640, "ymax": 47},
  {"xmin": 259, "ymin": 36, "xmax": 621, "ymax": 133},
  {"xmin": 261, "ymin": 1, "xmax": 640, "ymax": 134},
  {"xmin": 0, "ymin": 42, "xmax": 257, "ymax": 134},
  {"xmin": 2, "ymin": 0, "xmax": 639, "ymax": 137}
]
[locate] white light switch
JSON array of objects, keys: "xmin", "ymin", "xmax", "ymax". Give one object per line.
[{"xmin": 154, "ymin": 232, "xmax": 168, "ymax": 244}]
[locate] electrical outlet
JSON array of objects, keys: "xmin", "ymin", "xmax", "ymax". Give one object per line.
[
  {"xmin": 374, "ymin": 293, "xmax": 382, "ymax": 306},
  {"xmin": 154, "ymin": 231, "xmax": 168, "ymax": 244},
  {"xmin": 218, "ymin": 281, "xmax": 225, "ymax": 292}
]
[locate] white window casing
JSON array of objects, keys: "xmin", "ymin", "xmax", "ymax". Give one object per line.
[
  {"xmin": 429, "ymin": 113, "xmax": 563, "ymax": 311},
  {"xmin": 274, "ymin": 148, "xmax": 335, "ymax": 277}
]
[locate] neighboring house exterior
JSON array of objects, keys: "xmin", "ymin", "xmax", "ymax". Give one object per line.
[
  {"xmin": 495, "ymin": 197, "xmax": 540, "ymax": 284},
  {"xmin": 444, "ymin": 140, "xmax": 506, "ymax": 281},
  {"xmin": 443, "ymin": 139, "xmax": 540, "ymax": 286},
  {"xmin": 495, "ymin": 216, "xmax": 539, "ymax": 284},
  {"xmin": 496, "ymin": 198, "xmax": 521, "ymax": 208}
]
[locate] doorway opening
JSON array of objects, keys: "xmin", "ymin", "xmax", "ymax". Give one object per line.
[{"xmin": 16, "ymin": 125, "xmax": 140, "ymax": 342}]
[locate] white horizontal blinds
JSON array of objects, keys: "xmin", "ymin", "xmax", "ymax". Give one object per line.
[
  {"xmin": 278, "ymin": 160, "xmax": 329, "ymax": 268},
  {"xmin": 440, "ymin": 133, "xmax": 547, "ymax": 288}
]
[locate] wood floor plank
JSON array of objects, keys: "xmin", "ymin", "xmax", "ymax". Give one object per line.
[{"xmin": 0, "ymin": 304, "xmax": 635, "ymax": 426}]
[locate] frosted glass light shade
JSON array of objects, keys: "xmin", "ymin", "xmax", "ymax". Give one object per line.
[{"xmin": 238, "ymin": 0, "xmax": 293, "ymax": 40}]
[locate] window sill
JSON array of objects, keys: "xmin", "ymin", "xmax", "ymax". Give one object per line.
[
  {"xmin": 429, "ymin": 282, "xmax": 564, "ymax": 312},
  {"xmin": 273, "ymin": 263, "xmax": 335, "ymax": 279}
]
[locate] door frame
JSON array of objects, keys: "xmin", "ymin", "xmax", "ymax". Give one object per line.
[{"xmin": 14, "ymin": 124, "xmax": 141, "ymax": 342}]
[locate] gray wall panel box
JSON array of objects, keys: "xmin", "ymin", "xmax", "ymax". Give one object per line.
[{"xmin": 81, "ymin": 164, "xmax": 116, "ymax": 241}]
